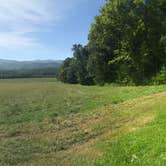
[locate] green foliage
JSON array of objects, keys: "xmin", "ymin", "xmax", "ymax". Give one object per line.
[
  {"xmin": 60, "ymin": 0, "xmax": 166, "ymax": 85},
  {"xmin": 58, "ymin": 44, "xmax": 94, "ymax": 85},
  {"xmin": 152, "ymin": 66, "xmax": 166, "ymax": 84},
  {"xmin": 87, "ymin": 0, "xmax": 166, "ymax": 85},
  {"xmin": 72, "ymin": 44, "xmax": 94, "ymax": 85},
  {"xmin": 58, "ymin": 57, "xmax": 78, "ymax": 84}
]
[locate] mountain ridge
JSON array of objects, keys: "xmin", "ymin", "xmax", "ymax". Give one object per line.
[{"xmin": 0, "ymin": 59, "xmax": 63, "ymax": 70}]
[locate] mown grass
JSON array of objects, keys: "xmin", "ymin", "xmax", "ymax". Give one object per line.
[
  {"xmin": 0, "ymin": 78, "xmax": 165, "ymax": 166},
  {"xmin": 95, "ymin": 92, "xmax": 166, "ymax": 166}
]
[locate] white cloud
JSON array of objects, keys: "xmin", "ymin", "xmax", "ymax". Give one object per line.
[
  {"xmin": 0, "ymin": 32, "xmax": 38, "ymax": 48},
  {"xmin": 0, "ymin": 0, "xmax": 81, "ymax": 48}
]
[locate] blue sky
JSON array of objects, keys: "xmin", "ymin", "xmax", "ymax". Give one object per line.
[{"xmin": 0, "ymin": 0, "xmax": 105, "ymax": 61}]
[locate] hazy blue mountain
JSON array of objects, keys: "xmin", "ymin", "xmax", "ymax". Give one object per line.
[{"xmin": 0, "ymin": 59, "xmax": 63, "ymax": 70}]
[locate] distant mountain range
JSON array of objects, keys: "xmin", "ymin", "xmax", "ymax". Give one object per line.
[{"xmin": 0, "ymin": 59, "xmax": 63, "ymax": 71}]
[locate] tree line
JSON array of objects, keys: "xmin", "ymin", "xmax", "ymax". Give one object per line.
[
  {"xmin": 58, "ymin": 0, "xmax": 166, "ymax": 85},
  {"xmin": 0, "ymin": 68, "xmax": 59, "ymax": 79}
]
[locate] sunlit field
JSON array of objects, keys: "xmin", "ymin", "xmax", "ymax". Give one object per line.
[{"xmin": 0, "ymin": 78, "xmax": 165, "ymax": 166}]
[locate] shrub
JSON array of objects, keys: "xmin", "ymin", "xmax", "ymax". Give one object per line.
[{"xmin": 151, "ymin": 66, "xmax": 166, "ymax": 85}]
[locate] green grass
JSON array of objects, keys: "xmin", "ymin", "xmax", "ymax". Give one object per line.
[
  {"xmin": 95, "ymin": 93, "xmax": 166, "ymax": 166},
  {"xmin": 0, "ymin": 78, "xmax": 165, "ymax": 166}
]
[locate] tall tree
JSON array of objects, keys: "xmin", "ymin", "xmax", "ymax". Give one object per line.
[
  {"xmin": 59, "ymin": 0, "xmax": 166, "ymax": 85},
  {"xmin": 88, "ymin": 0, "xmax": 166, "ymax": 85},
  {"xmin": 58, "ymin": 58, "xmax": 78, "ymax": 84},
  {"xmin": 72, "ymin": 44, "xmax": 93, "ymax": 85}
]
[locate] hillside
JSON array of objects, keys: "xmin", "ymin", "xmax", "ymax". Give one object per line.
[
  {"xmin": 0, "ymin": 78, "xmax": 165, "ymax": 166},
  {"xmin": 0, "ymin": 59, "xmax": 63, "ymax": 70},
  {"xmin": 0, "ymin": 59, "xmax": 63, "ymax": 78}
]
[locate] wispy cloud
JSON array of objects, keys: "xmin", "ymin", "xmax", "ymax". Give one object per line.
[
  {"xmin": 0, "ymin": 0, "xmax": 80, "ymax": 48},
  {"xmin": 0, "ymin": 32, "xmax": 38, "ymax": 48}
]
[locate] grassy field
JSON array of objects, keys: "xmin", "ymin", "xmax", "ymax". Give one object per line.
[{"xmin": 0, "ymin": 78, "xmax": 165, "ymax": 166}]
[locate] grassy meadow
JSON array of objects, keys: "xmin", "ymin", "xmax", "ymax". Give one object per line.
[{"xmin": 0, "ymin": 78, "xmax": 165, "ymax": 166}]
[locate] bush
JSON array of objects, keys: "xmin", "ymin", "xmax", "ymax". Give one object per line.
[{"xmin": 151, "ymin": 66, "xmax": 166, "ymax": 85}]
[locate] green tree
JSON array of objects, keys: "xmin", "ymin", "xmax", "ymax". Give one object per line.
[
  {"xmin": 59, "ymin": 0, "xmax": 166, "ymax": 85},
  {"xmin": 88, "ymin": 0, "xmax": 166, "ymax": 85},
  {"xmin": 72, "ymin": 44, "xmax": 93, "ymax": 85},
  {"xmin": 58, "ymin": 58, "xmax": 78, "ymax": 84}
]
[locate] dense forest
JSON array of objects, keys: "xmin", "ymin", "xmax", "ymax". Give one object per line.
[
  {"xmin": 0, "ymin": 59, "xmax": 62, "ymax": 79},
  {"xmin": 0, "ymin": 68, "xmax": 59, "ymax": 79},
  {"xmin": 59, "ymin": 0, "xmax": 166, "ymax": 85}
]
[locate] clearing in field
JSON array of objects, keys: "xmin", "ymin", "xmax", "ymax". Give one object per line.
[{"xmin": 0, "ymin": 78, "xmax": 165, "ymax": 166}]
